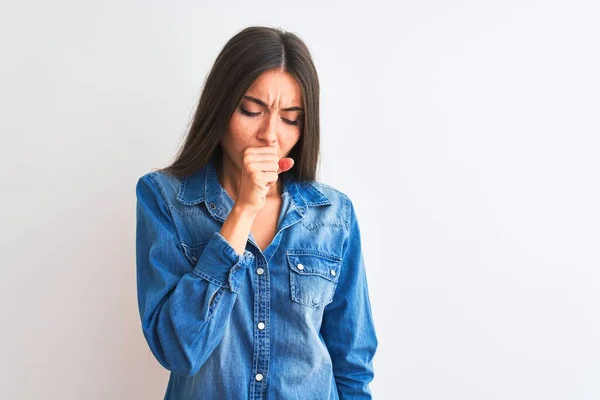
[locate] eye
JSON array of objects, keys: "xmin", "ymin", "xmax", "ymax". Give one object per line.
[
  {"xmin": 239, "ymin": 107, "xmax": 261, "ymax": 117},
  {"xmin": 281, "ymin": 118, "xmax": 300, "ymax": 126},
  {"xmin": 239, "ymin": 106, "xmax": 301, "ymax": 126}
]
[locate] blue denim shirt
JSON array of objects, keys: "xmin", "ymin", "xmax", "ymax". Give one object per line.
[{"xmin": 135, "ymin": 157, "xmax": 378, "ymax": 399}]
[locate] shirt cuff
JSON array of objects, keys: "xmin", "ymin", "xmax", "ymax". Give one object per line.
[{"xmin": 192, "ymin": 231, "xmax": 255, "ymax": 293}]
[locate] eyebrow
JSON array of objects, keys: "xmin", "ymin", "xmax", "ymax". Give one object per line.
[{"xmin": 242, "ymin": 95, "xmax": 304, "ymax": 112}]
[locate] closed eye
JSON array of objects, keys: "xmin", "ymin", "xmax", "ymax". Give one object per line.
[
  {"xmin": 239, "ymin": 107, "xmax": 261, "ymax": 117},
  {"xmin": 282, "ymin": 118, "xmax": 300, "ymax": 126},
  {"xmin": 239, "ymin": 107, "xmax": 300, "ymax": 126}
]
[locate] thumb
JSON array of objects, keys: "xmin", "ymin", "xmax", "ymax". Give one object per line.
[{"xmin": 277, "ymin": 157, "xmax": 294, "ymax": 174}]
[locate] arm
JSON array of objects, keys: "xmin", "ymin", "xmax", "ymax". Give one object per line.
[
  {"xmin": 320, "ymin": 196, "xmax": 379, "ymax": 399},
  {"xmin": 135, "ymin": 173, "xmax": 255, "ymax": 376}
]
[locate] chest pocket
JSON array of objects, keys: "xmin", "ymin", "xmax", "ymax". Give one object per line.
[{"xmin": 286, "ymin": 250, "xmax": 342, "ymax": 308}]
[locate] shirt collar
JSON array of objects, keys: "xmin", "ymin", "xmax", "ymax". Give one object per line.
[{"xmin": 176, "ymin": 157, "xmax": 331, "ymax": 215}]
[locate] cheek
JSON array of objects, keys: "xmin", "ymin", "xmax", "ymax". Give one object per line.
[
  {"xmin": 230, "ymin": 114, "xmax": 259, "ymax": 136},
  {"xmin": 228, "ymin": 114, "xmax": 257, "ymax": 139},
  {"xmin": 279, "ymin": 129, "xmax": 301, "ymax": 150}
]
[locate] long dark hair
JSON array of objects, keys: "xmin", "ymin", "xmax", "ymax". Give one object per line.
[{"xmin": 158, "ymin": 26, "xmax": 321, "ymax": 183}]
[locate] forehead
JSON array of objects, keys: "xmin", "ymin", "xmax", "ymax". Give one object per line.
[{"xmin": 245, "ymin": 70, "xmax": 303, "ymax": 106}]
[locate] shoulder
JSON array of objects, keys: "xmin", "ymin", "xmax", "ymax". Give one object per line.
[
  {"xmin": 135, "ymin": 169, "xmax": 184, "ymax": 207},
  {"xmin": 308, "ymin": 181, "xmax": 349, "ymax": 204},
  {"xmin": 306, "ymin": 180, "xmax": 355, "ymax": 231}
]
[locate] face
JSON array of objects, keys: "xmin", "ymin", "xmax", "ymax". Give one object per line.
[{"xmin": 221, "ymin": 69, "xmax": 304, "ymax": 169}]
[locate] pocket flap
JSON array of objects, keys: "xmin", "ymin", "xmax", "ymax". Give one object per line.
[{"xmin": 286, "ymin": 250, "xmax": 342, "ymax": 282}]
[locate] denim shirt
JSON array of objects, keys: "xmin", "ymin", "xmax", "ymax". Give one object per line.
[{"xmin": 135, "ymin": 157, "xmax": 378, "ymax": 399}]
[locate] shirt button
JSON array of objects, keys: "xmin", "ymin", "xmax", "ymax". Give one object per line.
[
  {"xmin": 255, "ymin": 373, "xmax": 263, "ymax": 381},
  {"xmin": 256, "ymin": 267, "xmax": 264, "ymax": 275},
  {"xmin": 297, "ymin": 263, "xmax": 304, "ymax": 270},
  {"xmin": 209, "ymin": 203, "xmax": 216, "ymax": 209},
  {"xmin": 257, "ymin": 322, "xmax": 265, "ymax": 330},
  {"xmin": 330, "ymin": 270, "xmax": 336, "ymax": 276}
]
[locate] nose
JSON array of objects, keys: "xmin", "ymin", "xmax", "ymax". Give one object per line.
[{"xmin": 258, "ymin": 114, "xmax": 278, "ymax": 145}]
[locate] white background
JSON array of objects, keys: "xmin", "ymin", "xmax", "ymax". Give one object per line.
[{"xmin": 1, "ymin": 1, "xmax": 599, "ymax": 399}]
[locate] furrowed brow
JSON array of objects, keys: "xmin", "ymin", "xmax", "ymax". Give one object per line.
[{"xmin": 243, "ymin": 95, "xmax": 304, "ymax": 112}]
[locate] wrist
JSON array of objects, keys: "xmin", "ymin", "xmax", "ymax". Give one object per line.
[{"xmin": 231, "ymin": 203, "xmax": 259, "ymax": 218}]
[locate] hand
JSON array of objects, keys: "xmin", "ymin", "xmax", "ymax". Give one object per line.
[{"xmin": 236, "ymin": 146, "xmax": 294, "ymax": 213}]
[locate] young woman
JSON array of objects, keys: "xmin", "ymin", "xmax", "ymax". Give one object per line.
[{"xmin": 135, "ymin": 26, "xmax": 378, "ymax": 399}]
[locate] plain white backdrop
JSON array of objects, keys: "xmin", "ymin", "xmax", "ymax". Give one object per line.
[{"xmin": 1, "ymin": 1, "xmax": 599, "ymax": 399}]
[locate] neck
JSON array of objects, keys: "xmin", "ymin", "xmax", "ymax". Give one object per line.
[{"xmin": 216, "ymin": 153, "xmax": 283, "ymax": 201}]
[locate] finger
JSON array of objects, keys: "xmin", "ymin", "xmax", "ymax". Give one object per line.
[
  {"xmin": 244, "ymin": 146, "xmax": 278, "ymax": 156},
  {"xmin": 263, "ymin": 172, "xmax": 279, "ymax": 186},
  {"xmin": 278, "ymin": 158, "xmax": 294, "ymax": 173},
  {"xmin": 252, "ymin": 160, "xmax": 280, "ymax": 173},
  {"xmin": 244, "ymin": 154, "xmax": 279, "ymax": 165}
]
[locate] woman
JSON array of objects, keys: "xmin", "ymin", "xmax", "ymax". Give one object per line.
[{"xmin": 135, "ymin": 26, "xmax": 378, "ymax": 399}]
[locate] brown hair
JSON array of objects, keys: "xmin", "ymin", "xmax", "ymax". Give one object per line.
[{"xmin": 158, "ymin": 26, "xmax": 321, "ymax": 182}]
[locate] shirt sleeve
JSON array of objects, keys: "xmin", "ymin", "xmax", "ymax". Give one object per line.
[
  {"xmin": 320, "ymin": 196, "xmax": 379, "ymax": 399},
  {"xmin": 135, "ymin": 173, "xmax": 255, "ymax": 376}
]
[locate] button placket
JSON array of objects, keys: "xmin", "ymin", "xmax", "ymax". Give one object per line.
[{"xmin": 254, "ymin": 260, "xmax": 268, "ymax": 393}]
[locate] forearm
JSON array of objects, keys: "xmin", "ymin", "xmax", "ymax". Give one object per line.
[{"xmin": 220, "ymin": 203, "xmax": 258, "ymax": 255}]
